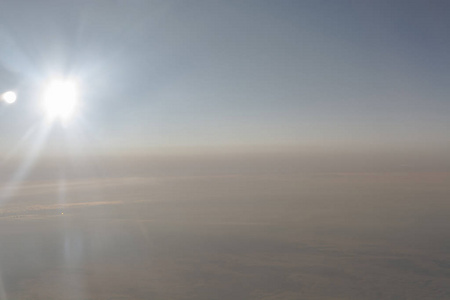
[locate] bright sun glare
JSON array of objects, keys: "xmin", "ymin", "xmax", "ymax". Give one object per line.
[{"xmin": 43, "ymin": 79, "xmax": 78, "ymax": 121}]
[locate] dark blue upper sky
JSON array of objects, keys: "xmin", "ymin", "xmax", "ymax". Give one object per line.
[{"xmin": 0, "ymin": 0, "xmax": 449, "ymax": 152}]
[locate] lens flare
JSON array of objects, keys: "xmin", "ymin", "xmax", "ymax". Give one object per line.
[{"xmin": 2, "ymin": 91, "xmax": 17, "ymax": 104}]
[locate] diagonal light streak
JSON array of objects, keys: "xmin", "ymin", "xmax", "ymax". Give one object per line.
[
  {"xmin": 1, "ymin": 124, "xmax": 38, "ymax": 165},
  {"xmin": 0, "ymin": 121, "xmax": 51, "ymax": 203}
]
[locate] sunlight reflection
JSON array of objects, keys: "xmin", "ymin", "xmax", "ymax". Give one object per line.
[{"xmin": 0, "ymin": 270, "xmax": 8, "ymax": 300}]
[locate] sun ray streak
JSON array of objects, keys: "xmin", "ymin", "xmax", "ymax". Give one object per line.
[
  {"xmin": 1, "ymin": 125, "xmax": 39, "ymax": 164},
  {"xmin": 0, "ymin": 121, "xmax": 51, "ymax": 203}
]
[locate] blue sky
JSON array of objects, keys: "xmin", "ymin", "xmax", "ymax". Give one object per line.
[{"xmin": 0, "ymin": 0, "xmax": 449, "ymax": 152}]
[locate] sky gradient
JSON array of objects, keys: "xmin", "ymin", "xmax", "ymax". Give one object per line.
[{"xmin": 1, "ymin": 0, "xmax": 449, "ymax": 152}]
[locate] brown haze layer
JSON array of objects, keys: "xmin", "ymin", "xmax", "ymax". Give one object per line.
[{"xmin": 0, "ymin": 149, "xmax": 450, "ymax": 299}]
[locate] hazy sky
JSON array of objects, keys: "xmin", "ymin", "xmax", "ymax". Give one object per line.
[
  {"xmin": 1, "ymin": 0, "xmax": 449, "ymax": 153},
  {"xmin": 2, "ymin": 2, "xmax": 450, "ymax": 299}
]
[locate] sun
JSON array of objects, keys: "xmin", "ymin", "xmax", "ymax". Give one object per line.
[{"xmin": 43, "ymin": 79, "xmax": 78, "ymax": 121}]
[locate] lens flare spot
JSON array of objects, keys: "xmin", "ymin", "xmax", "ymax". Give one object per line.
[{"xmin": 2, "ymin": 91, "xmax": 17, "ymax": 104}]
